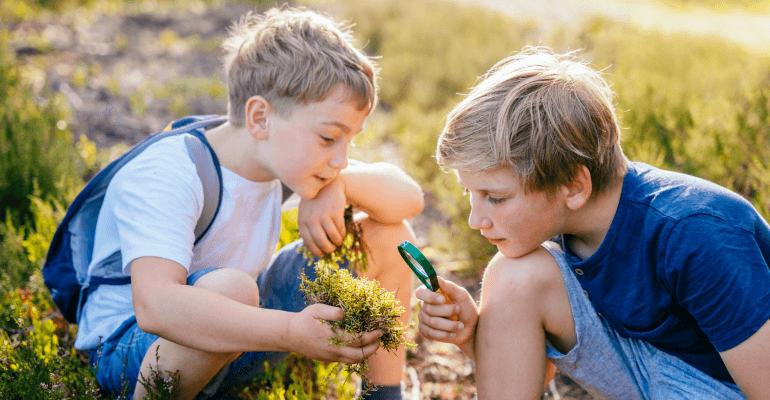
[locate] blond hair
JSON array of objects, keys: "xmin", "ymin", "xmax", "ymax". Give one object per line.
[
  {"xmin": 437, "ymin": 46, "xmax": 627, "ymax": 197},
  {"xmin": 222, "ymin": 7, "xmax": 378, "ymax": 126}
]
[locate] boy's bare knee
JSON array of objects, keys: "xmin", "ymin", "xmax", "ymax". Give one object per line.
[
  {"xmin": 358, "ymin": 219, "xmax": 415, "ymax": 272},
  {"xmin": 192, "ymin": 268, "xmax": 259, "ymax": 307},
  {"xmin": 481, "ymin": 248, "xmax": 577, "ymax": 352},
  {"xmin": 482, "ymin": 249, "xmax": 561, "ymax": 303},
  {"xmin": 359, "ymin": 218, "xmax": 416, "ymax": 250},
  {"xmin": 354, "ymin": 218, "xmax": 415, "ymax": 300}
]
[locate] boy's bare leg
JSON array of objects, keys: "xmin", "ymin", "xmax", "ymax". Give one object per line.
[
  {"xmin": 356, "ymin": 217, "xmax": 416, "ymax": 386},
  {"xmin": 133, "ymin": 268, "xmax": 259, "ymax": 400},
  {"xmin": 476, "ymin": 248, "xmax": 576, "ymax": 400}
]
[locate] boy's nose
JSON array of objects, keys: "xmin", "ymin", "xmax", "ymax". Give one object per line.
[
  {"xmin": 329, "ymin": 145, "xmax": 348, "ymax": 169},
  {"xmin": 467, "ymin": 203, "xmax": 491, "ymax": 231}
]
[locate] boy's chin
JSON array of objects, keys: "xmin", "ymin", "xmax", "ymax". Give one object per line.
[
  {"xmin": 293, "ymin": 184, "xmax": 323, "ymax": 200},
  {"xmin": 498, "ymin": 244, "xmax": 540, "ymax": 259}
]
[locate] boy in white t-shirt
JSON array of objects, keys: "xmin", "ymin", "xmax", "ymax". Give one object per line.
[{"xmin": 76, "ymin": 7, "xmax": 424, "ymax": 399}]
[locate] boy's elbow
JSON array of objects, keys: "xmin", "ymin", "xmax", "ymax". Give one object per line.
[
  {"xmin": 408, "ymin": 188, "xmax": 425, "ymax": 218},
  {"xmin": 133, "ymin": 295, "xmax": 165, "ymax": 335}
]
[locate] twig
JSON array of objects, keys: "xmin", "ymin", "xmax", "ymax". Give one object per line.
[
  {"xmin": 407, "ymin": 366, "xmax": 420, "ymax": 400},
  {"xmin": 0, "ymin": 325, "xmax": 21, "ymax": 335},
  {"xmin": 549, "ymin": 378, "xmax": 561, "ymax": 400}
]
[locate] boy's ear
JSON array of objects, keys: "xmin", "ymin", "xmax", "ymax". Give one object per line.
[
  {"xmin": 245, "ymin": 96, "xmax": 270, "ymax": 140},
  {"xmin": 564, "ymin": 165, "xmax": 592, "ymax": 210}
]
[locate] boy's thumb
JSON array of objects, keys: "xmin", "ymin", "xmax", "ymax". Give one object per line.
[
  {"xmin": 436, "ymin": 276, "xmax": 460, "ymax": 321},
  {"xmin": 309, "ymin": 303, "xmax": 344, "ymax": 322},
  {"xmin": 437, "ymin": 276, "xmax": 460, "ymax": 301}
]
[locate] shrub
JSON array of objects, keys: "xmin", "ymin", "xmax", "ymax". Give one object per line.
[
  {"xmin": 0, "ymin": 34, "xmax": 85, "ymax": 240},
  {"xmin": 0, "ymin": 288, "xmax": 103, "ymax": 399}
]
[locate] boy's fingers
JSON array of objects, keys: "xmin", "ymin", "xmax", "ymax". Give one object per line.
[
  {"xmin": 298, "ymin": 225, "xmax": 324, "ymax": 257},
  {"xmin": 418, "ymin": 318, "xmax": 458, "ymax": 341},
  {"xmin": 308, "ymin": 223, "xmax": 336, "ymax": 254},
  {"xmin": 309, "ymin": 304, "xmax": 344, "ymax": 322},
  {"xmin": 342, "ymin": 330, "xmax": 382, "ymax": 347},
  {"xmin": 418, "ymin": 305, "xmax": 461, "ymax": 331},
  {"xmin": 321, "ymin": 218, "xmax": 343, "ymax": 247},
  {"xmin": 420, "ymin": 300, "xmax": 459, "ymax": 319},
  {"xmin": 333, "ymin": 213, "xmax": 346, "ymax": 243},
  {"xmin": 415, "ymin": 286, "xmax": 446, "ymax": 304},
  {"xmin": 359, "ymin": 339, "xmax": 381, "ymax": 358},
  {"xmin": 339, "ymin": 339, "xmax": 380, "ymax": 363}
]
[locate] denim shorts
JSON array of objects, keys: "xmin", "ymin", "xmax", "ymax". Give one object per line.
[
  {"xmin": 89, "ymin": 240, "xmax": 348, "ymax": 399},
  {"xmin": 541, "ymin": 241, "xmax": 746, "ymax": 400}
]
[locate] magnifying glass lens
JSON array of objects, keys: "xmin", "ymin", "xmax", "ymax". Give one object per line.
[{"xmin": 405, "ymin": 252, "xmax": 428, "ymax": 277}]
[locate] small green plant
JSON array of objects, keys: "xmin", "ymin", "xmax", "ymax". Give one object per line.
[
  {"xmin": 299, "ymin": 206, "xmax": 415, "ymax": 393},
  {"xmin": 0, "ymin": 289, "xmax": 104, "ymax": 399},
  {"xmin": 136, "ymin": 347, "xmax": 182, "ymax": 400},
  {"xmin": 225, "ymin": 354, "xmax": 358, "ymax": 400}
]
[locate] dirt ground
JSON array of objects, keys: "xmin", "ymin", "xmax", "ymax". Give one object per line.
[{"xmin": 5, "ymin": 1, "xmax": 599, "ymax": 398}]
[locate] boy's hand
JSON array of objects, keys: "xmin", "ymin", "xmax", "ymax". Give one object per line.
[
  {"xmin": 417, "ymin": 276, "xmax": 478, "ymax": 348},
  {"xmin": 288, "ymin": 303, "xmax": 382, "ymax": 364},
  {"xmin": 298, "ymin": 178, "xmax": 347, "ymax": 257}
]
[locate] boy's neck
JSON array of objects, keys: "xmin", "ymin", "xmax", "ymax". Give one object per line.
[
  {"xmin": 565, "ymin": 173, "xmax": 625, "ymax": 260},
  {"xmin": 204, "ymin": 121, "xmax": 271, "ymax": 182}
]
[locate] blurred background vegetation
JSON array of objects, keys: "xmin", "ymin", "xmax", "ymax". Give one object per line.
[{"xmin": 1, "ymin": 0, "xmax": 769, "ymax": 398}]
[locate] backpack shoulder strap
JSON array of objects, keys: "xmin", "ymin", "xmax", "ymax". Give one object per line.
[{"xmin": 184, "ymin": 133, "xmax": 222, "ymax": 243}]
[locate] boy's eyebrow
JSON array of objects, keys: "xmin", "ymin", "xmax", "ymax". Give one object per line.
[
  {"xmin": 458, "ymin": 178, "xmax": 514, "ymax": 195},
  {"xmin": 321, "ymin": 121, "xmax": 351, "ymax": 134}
]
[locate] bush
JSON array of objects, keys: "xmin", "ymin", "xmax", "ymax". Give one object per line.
[
  {"xmin": 0, "ymin": 34, "xmax": 85, "ymax": 239},
  {"xmin": 0, "ymin": 289, "xmax": 103, "ymax": 400},
  {"xmin": 580, "ymin": 18, "xmax": 770, "ymax": 219},
  {"xmin": 0, "ymin": 32, "xmax": 90, "ymax": 293}
]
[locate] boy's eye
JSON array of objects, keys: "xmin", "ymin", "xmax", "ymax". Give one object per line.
[
  {"xmin": 487, "ymin": 196, "xmax": 505, "ymax": 204},
  {"xmin": 320, "ymin": 136, "xmax": 335, "ymax": 144}
]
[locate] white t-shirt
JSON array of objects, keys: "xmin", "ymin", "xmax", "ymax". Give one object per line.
[{"xmin": 74, "ymin": 134, "xmax": 282, "ymax": 350}]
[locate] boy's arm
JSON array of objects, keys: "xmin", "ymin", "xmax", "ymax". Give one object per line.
[
  {"xmin": 339, "ymin": 161, "xmax": 424, "ymax": 223},
  {"xmin": 130, "ymin": 256, "xmax": 381, "ymax": 363},
  {"xmin": 299, "ymin": 161, "xmax": 424, "ymax": 257},
  {"xmin": 720, "ymin": 319, "xmax": 770, "ymax": 400}
]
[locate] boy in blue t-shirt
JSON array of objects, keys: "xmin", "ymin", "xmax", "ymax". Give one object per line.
[
  {"xmin": 77, "ymin": 7, "xmax": 423, "ymax": 399},
  {"xmin": 417, "ymin": 46, "xmax": 770, "ymax": 399}
]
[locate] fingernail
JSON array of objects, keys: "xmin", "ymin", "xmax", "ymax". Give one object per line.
[
  {"xmin": 458, "ymin": 323, "xmax": 464, "ymax": 330},
  {"xmin": 437, "ymin": 296, "xmax": 445, "ymax": 303},
  {"xmin": 449, "ymin": 333, "xmax": 457, "ymax": 339}
]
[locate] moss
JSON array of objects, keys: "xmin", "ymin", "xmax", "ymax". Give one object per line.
[{"xmin": 299, "ymin": 206, "xmax": 415, "ymax": 389}]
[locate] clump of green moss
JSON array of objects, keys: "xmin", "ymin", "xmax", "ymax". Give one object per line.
[{"xmin": 299, "ymin": 206, "xmax": 415, "ymax": 387}]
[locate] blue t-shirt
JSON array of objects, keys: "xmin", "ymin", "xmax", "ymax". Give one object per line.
[{"xmin": 559, "ymin": 162, "xmax": 770, "ymax": 383}]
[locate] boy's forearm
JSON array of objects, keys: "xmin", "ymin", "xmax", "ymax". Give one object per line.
[
  {"xmin": 135, "ymin": 283, "xmax": 294, "ymax": 354},
  {"xmin": 340, "ymin": 162, "xmax": 424, "ymax": 223}
]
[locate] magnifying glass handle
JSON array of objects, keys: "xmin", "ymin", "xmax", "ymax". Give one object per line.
[{"xmin": 435, "ymin": 288, "xmax": 458, "ymax": 321}]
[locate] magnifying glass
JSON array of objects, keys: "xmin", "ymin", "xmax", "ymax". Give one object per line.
[
  {"xmin": 398, "ymin": 240, "xmax": 457, "ymax": 320},
  {"xmin": 398, "ymin": 240, "xmax": 440, "ymax": 292}
]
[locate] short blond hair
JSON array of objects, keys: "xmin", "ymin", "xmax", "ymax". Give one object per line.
[
  {"xmin": 222, "ymin": 7, "xmax": 378, "ymax": 126},
  {"xmin": 437, "ymin": 46, "xmax": 627, "ymax": 197}
]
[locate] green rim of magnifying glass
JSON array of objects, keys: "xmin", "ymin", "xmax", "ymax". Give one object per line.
[{"xmin": 397, "ymin": 240, "xmax": 440, "ymax": 292}]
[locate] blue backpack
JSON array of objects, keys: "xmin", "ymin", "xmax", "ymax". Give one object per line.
[{"xmin": 43, "ymin": 115, "xmax": 227, "ymax": 324}]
